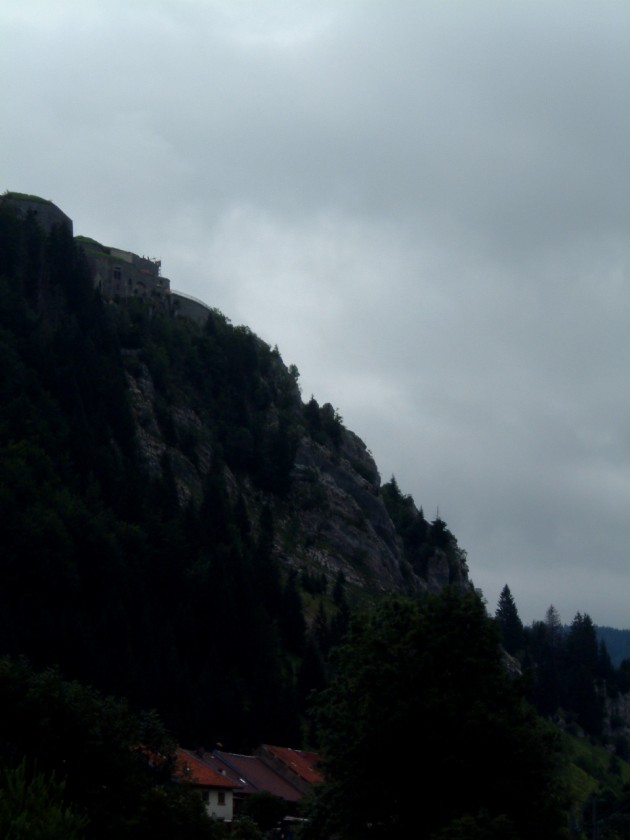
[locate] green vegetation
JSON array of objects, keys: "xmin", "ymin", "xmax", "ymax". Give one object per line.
[
  {"xmin": 0, "ymin": 204, "xmax": 627, "ymax": 836},
  {"xmin": 0, "ymin": 759, "xmax": 88, "ymax": 840},
  {"xmin": 493, "ymin": 591, "xmax": 630, "ymax": 838},
  {"xmin": 73, "ymin": 236, "xmax": 111, "ymax": 255},
  {"xmin": 561, "ymin": 733, "xmax": 630, "ymax": 838},
  {"xmin": 0, "ymin": 206, "xmax": 307, "ymax": 750},
  {"xmin": 494, "ymin": 597, "xmax": 628, "ymax": 743},
  {"xmin": 381, "ymin": 475, "xmax": 468, "ymax": 579},
  {"xmin": 304, "ymin": 589, "xmax": 569, "ymax": 839},
  {"xmin": 3, "ymin": 190, "xmax": 53, "ymax": 204},
  {"xmin": 0, "ymin": 657, "xmax": 215, "ymax": 839}
]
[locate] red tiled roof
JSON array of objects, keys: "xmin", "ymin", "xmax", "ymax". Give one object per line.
[
  {"xmin": 175, "ymin": 748, "xmax": 239, "ymax": 789},
  {"xmin": 194, "ymin": 752, "xmax": 249, "ymax": 791},
  {"xmin": 260, "ymin": 744, "xmax": 324, "ymax": 786},
  {"xmin": 212, "ymin": 750, "xmax": 303, "ymax": 802}
]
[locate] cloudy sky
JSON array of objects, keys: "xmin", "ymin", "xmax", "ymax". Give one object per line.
[{"xmin": 2, "ymin": 0, "xmax": 628, "ymax": 629}]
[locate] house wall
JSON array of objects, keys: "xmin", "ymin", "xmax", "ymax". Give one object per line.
[{"xmin": 205, "ymin": 788, "xmax": 234, "ymax": 821}]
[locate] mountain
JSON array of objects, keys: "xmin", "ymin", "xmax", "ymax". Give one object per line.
[
  {"xmin": 2, "ymin": 191, "xmax": 629, "ymax": 839},
  {"xmin": 0, "ymin": 192, "xmax": 471, "ymax": 747},
  {"xmin": 596, "ymin": 626, "xmax": 630, "ymax": 668}
]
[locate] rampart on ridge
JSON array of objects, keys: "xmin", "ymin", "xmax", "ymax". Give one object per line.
[
  {"xmin": 2, "ymin": 191, "xmax": 212, "ymax": 324},
  {"xmin": 78, "ymin": 237, "xmax": 170, "ymax": 302},
  {"xmin": 1, "ymin": 191, "xmax": 73, "ymax": 236}
]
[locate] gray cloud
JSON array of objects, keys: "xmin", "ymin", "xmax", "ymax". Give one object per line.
[{"xmin": 1, "ymin": 0, "xmax": 628, "ymax": 627}]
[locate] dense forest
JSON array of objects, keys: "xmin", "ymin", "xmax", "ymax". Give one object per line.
[
  {"xmin": 495, "ymin": 587, "xmax": 630, "ymax": 748},
  {"xmin": 0, "ymin": 199, "xmax": 628, "ymax": 838}
]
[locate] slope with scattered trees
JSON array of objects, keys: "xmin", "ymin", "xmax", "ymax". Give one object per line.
[{"xmin": 495, "ymin": 585, "xmax": 630, "ymax": 836}]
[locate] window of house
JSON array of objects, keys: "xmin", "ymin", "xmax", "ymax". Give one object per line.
[{"xmin": 217, "ymin": 791, "xmax": 226, "ymax": 806}]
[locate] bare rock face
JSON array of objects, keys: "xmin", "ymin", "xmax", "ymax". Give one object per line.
[
  {"xmin": 279, "ymin": 435, "xmax": 413, "ymax": 595},
  {"xmin": 123, "ymin": 358, "xmax": 213, "ymax": 508},
  {"xmin": 604, "ymin": 691, "xmax": 630, "ymax": 746},
  {"xmin": 121, "ymin": 338, "xmax": 472, "ymax": 607},
  {"xmin": 275, "ymin": 426, "xmax": 472, "ymax": 602}
]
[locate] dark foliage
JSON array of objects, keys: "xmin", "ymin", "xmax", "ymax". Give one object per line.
[
  {"xmin": 0, "ymin": 209, "xmax": 303, "ymax": 752},
  {"xmin": 492, "ymin": 591, "xmax": 630, "ymax": 831},
  {"xmin": 2, "ymin": 205, "xmax": 624, "ymax": 836},
  {"xmin": 381, "ymin": 477, "xmax": 466, "ymax": 579},
  {"xmin": 303, "ymin": 397, "xmax": 344, "ymax": 449},
  {"xmin": 492, "ymin": 591, "xmax": 628, "ymax": 744},
  {"xmin": 495, "ymin": 584, "xmax": 525, "ymax": 656},
  {"xmin": 304, "ymin": 589, "xmax": 568, "ymax": 840},
  {"xmin": 238, "ymin": 791, "xmax": 287, "ymax": 832},
  {"xmin": 0, "ymin": 656, "xmax": 215, "ymax": 839}
]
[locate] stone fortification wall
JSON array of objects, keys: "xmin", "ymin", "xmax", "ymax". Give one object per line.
[
  {"xmin": 0, "ymin": 192, "xmax": 73, "ymax": 236},
  {"xmin": 3, "ymin": 192, "xmax": 214, "ymax": 318},
  {"xmin": 78, "ymin": 239, "xmax": 170, "ymax": 302},
  {"xmin": 169, "ymin": 291, "xmax": 211, "ymax": 324}
]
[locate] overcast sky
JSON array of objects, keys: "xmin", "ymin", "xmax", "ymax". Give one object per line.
[{"xmin": 2, "ymin": 0, "xmax": 628, "ymax": 629}]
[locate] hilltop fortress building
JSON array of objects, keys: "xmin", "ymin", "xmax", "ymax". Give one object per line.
[
  {"xmin": 80, "ymin": 239, "xmax": 169, "ymax": 302},
  {"xmin": 1, "ymin": 192, "xmax": 74, "ymax": 236},
  {"xmin": 1, "ymin": 191, "xmax": 211, "ymax": 323}
]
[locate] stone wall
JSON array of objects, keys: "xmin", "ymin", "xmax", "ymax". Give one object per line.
[
  {"xmin": 3, "ymin": 192, "xmax": 219, "ymax": 320},
  {"xmin": 169, "ymin": 290, "xmax": 212, "ymax": 324},
  {"xmin": 0, "ymin": 193, "xmax": 73, "ymax": 236},
  {"xmin": 79, "ymin": 239, "xmax": 170, "ymax": 302}
]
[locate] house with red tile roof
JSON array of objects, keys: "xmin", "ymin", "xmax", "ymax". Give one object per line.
[
  {"xmin": 256, "ymin": 744, "xmax": 324, "ymax": 794},
  {"xmin": 177, "ymin": 745, "xmax": 322, "ymax": 811},
  {"xmin": 175, "ymin": 748, "xmax": 240, "ymax": 821},
  {"xmin": 210, "ymin": 749, "xmax": 304, "ymax": 808}
]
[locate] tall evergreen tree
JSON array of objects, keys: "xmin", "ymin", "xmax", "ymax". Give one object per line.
[
  {"xmin": 495, "ymin": 584, "xmax": 525, "ymax": 656},
  {"xmin": 562, "ymin": 612, "xmax": 604, "ymax": 736},
  {"xmin": 522, "ymin": 605, "xmax": 566, "ymax": 717}
]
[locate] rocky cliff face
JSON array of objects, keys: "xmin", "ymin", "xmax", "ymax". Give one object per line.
[
  {"xmin": 276, "ymin": 425, "xmax": 472, "ymax": 604},
  {"xmin": 121, "ymin": 332, "xmax": 472, "ymax": 609},
  {"xmin": 1, "ymin": 193, "xmax": 472, "ymax": 610},
  {"xmin": 281, "ymin": 433, "xmax": 409, "ymax": 594}
]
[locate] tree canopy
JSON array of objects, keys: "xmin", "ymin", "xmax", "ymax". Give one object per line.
[
  {"xmin": 0, "ymin": 656, "xmax": 216, "ymax": 839},
  {"xmin": 304, "ymin": 589, "xmax": 568, "ymax": 840}
]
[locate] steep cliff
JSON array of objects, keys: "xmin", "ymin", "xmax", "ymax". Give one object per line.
[
  {"xmin": 117, "ymin": 305, "xmax": 472, "ymax": 612},
  {"xmin": 0, "ymin": 193, "xmax": 471, "ymax": 745},
  {"xmin": 0, "ymin": 190, "xmax": 472, "ymax": 608}
]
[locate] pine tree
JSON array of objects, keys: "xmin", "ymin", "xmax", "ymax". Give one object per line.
[
  {"xmin": 563, "ymin": 612, "xmax": 604, "ymax": 736},
  {"xmin": 495, "ymin": 584, "xmax": 525, "ymax": 656},
  {"xmin": 523, "ymin": 605, "xmax": 565, "ymax": 716}
]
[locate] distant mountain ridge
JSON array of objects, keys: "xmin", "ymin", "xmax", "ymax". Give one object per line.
[{"xmin": 596, "ymin": 626, "xmax": 630, "ymax": 667}]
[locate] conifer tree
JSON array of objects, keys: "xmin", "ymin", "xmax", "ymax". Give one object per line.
[
  {"xmin": 495, "ymin": 584, "xmax": 525, "ymax": 656},
  {"xmin": 563, "ymin": 612, "xmax": 604, "ymax": 736}
]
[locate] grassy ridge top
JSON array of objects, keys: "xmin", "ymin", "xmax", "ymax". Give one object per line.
[{"xmin": 3, "ymin": 191, "xmax": 53, "ymax": 204}]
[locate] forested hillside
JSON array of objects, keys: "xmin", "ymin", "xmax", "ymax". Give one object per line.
[
  {"xmin": 0, "ymin": 197, "xmax": 471, "ymax": 744},
  {"xmin": 1, "ymin": 198, "xmax": 628, "ymax": 838}
]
